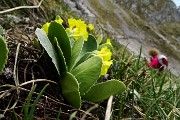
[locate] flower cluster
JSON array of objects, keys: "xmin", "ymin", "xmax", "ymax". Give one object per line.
[
  {"xmin": 42, "ymin": 18, "xmax": 94, "ymax": 41},
  {"xmin": 66, "ymin": 18, "xmax": 88, "ymax": 41}
]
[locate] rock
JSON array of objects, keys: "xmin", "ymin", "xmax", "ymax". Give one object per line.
[
  {"xmin": 119, "ymin": 0, "xmax": 180, "ymax": 24},
  {"xmin": 23, "ymin": 17, "xmax": 30, "ymax": 23},
  {"xmin": 3, "ymin": 67, "xmax": 13, "ymax": 79},
  {"xmin": 0, "ymin": 114, "xmax": 5, "ymax": 119},
  {"xmin": 6, "ymin": 14, "xmax": 21, "ymax": 23},
  {"xmin": 63, "ymin": 0, "xmax": 95, "ymax": 23}
]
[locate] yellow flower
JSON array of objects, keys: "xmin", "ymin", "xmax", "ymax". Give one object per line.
[
  {"xmin": 97, "ymin": 47, "xmax": 113, "ymax": 75},
  {"xmin": 55, "ymin": 18, "xmax": 63, "ymax": 25},
  {"xmin": 88, "ymin": 24, "xmax": 94, "ymax": 31},
  {"xmin": 68, "ymin": 18, "xmax": 77, "ymax": 29},
  {"xmin": 101, "ymin": 60, "xmax": 113, "ymax": 75},
  {"xmin": 66, "ymin": 18, "xmax": 88, "ymax": 41},
  {"xmin": 41, "ymin": 18, "xmax": 63, "ymax": 34},
  {"xmin": 97, "ymin": 47, "xmax": 112, "ymax": 61},
  {"xmin": 106, "ymin": 38, "xmax": 112, "ymax": 45},
  {"xmin": 41, "ymin": 22, "xmax": 50, "ymax": 34}
]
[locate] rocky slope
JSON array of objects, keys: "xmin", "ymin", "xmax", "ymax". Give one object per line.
[
  {"xmin": 118, "ymin": 0, "xmax": 180, "ymax": 24},
  {"xmin": 64, "ymin": 0, "xmax": 180, "ymax": 76}
]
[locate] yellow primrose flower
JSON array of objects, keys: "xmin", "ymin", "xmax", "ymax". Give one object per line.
[
  {"xmin": 68, "ymin": 18, "xmax": 77, "ymax": 29},
  {"xmin": 66, "ymin": 18, "xmax": 88, "ymax": 41},
  {"xmin": 41, "ymin": 22, "xmax": 50, "ymax": 34},
  {"xmin": 55, "ymin": 18, "xmax": 63, "ymax": 25},
  {"xmin": 41, "ymin": 18, "xmax": 63, "ymax": 34},
  {"xmin": 97, "ymin": 47, "xmax": 113, "ymax": 75},
  {"xmin": 88, "ymin": 24, "xmax": 94, "ymax": 31},
  {"xmin": 97, "ymin": 47, "xmax": 112, "ymax": 61},
  {"xmin": 106, "ymin": 38, "xmax": 112, "ymax": 45},
  {"xmin": 101, "ymin": 60, "xmax": 113, "ymax": 75}
]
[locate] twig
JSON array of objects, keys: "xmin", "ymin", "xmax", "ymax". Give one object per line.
[
  {"xmin": 14, "ymin": 43, "xmax": 21, "ymax": 89},
  {"xmin": 161, "ymin": 99, "xmax": 180, "ymax": 116},
  {"xmin": 0, "ymin": 79, "xmax": 57, "ymax": 99},
  {"xmin": 105, "ymin": 96, "xmax": 113, "ymax": 120},
  {"xmin": 80, "ymin": 104, "xmax": 99, "ymax": 120},
  {"xmin": 10, "ymin": 43, "xmax": 21, "ymax": 110},
  {"xmin": 0, "ymin": 0, "xmax": 44, "ymax": 14},
  {"xmin": 0, "ymin": 80, "xmax": 75, "ymax": 112}
]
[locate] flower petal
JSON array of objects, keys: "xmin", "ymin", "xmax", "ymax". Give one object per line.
[{"xmin": 41, "ymin": 22, "xmax": 50, "ymax": 34}]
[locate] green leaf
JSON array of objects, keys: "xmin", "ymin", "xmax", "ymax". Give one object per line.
[
  {"xmin": 48, "ymin": 22, "xmax": 71, "ymax": 66},
  {"xmin": 79, "ymin": 34, "xmax": 97, "ymax": 58},
  {"xmin": 71, "ymin": 56, "xmax": 102, "ymax": 95},
  {"xmin": 0, "ymin": 35, "xmax": 8, "ymax": 74},
  {"xmin": 61, "ymin": 72, "xmax": 81, "ymax": 109},
  {"xmin": 74, "ymin": 52, "xmax": 94, "ymax": 69},
  {"xmin": 24, "ymin": 84, "xmax": 37, "ymax": 120},
  {"xmin": 68, "ymin": 37, "xmax": 84, "ymax": 72},
  {"xmin": 69, "ymin": 111, "xmax": 77, "ymax": 120},
  {"xmin": 53, "ymin": 37, "xmax": 67, "ymax": 73},
  {"xmin": 35, "ymin": 28, "xmax": 61, "ymax": 75},
  {"xmin": 82, "ymin": 80, "xmax": 126, "ymax": 102},
  {"xmin": 28, "ymin": 84, "xmax": 49, "ymax": 120},
  {"xmin": 96, "ymin": 34, "xmax": 103, "ymax": 46},
  {"xmin": 12, "ymin": 109, "xmax": 18, "ymax": 120}
]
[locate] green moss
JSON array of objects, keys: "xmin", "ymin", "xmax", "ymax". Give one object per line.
[
  {"xmin": 87, "ymin": 0, "xmax": 121, "ymax": 31},
  {"xmin": 129, "ymin": 12, "xmax": 146, "ymax": 30},
  {"xmin": 157, "ymin": 22, "xmax": 180, "ymax": 50},
  {"xmin": 158, "ymin": 22, "xmax": 180, "ymax": 38}
]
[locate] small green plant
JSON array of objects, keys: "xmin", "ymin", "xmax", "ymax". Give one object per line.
[
  {"xmin": 35, "ymin": 18, "xmax": 126, "ymax": 108},
  {"xmin": 0, "ymin": 26, "xmax": 8, "ymax": 74},
  {"xmin": 24, "ymin": 84, "xmax": 49, "ymax": 120},
  {"xmin": 13, "ymin": 84, "xmax": 49, "ymax": 120}
]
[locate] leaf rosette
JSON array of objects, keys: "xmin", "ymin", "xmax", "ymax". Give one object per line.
[{"xmin": 35, "ymin": 18, "xmax": 126, "ymax": 108}]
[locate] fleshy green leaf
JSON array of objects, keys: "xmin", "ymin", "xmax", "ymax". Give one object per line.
[
  {"xmin": 96, "ymin": 34, "xmax": 103, "ymax": 46},
  {"xmin": 79, "ymin": 34, "xmax": 97, "ymax": 58},
  {"xmin": 68, "ymin": 37, "xmax": 84, "ymax": 72},
  {"xmin": 71, "ymin": 56, "xmax": 102, "ymax": 95},
  {"xmin": 61, "ymin": 72, "xmax": 81, "ymax": 109},
  {"xmin": 82, "ymin": 80, "xmax": 126, "ymax": 102},
  {"xmin": 74, "ymin": 52, "xmax": 94, "ymax": 69},
  {"xmin": 53, "ymin": 37, "xmax": 67, "ymax": 73},
  {"xmin": 48, "ymin": 22, "xmax": 71, "ymax": 66},
  {"xmin": 0, "ymin": 35, "xmax": 8, "ymax": 74},
  {"xmin": 35, "ymin": 28, "xmax": 62, "ymax": 75}
]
